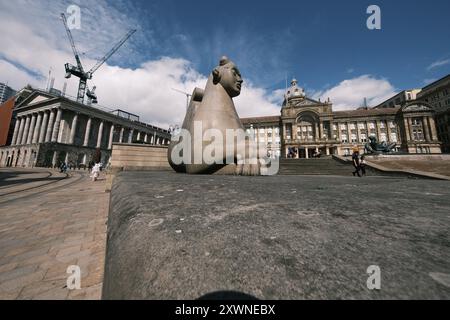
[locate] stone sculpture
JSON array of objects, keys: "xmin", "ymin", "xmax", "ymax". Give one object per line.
[{"xmin": 168, "ymin": 56, "xmax": 264, "ymax": 175}]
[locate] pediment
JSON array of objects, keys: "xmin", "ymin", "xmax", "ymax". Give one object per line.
[
  {"xmin": 290, "ymin": 97, "xmax": 322, "ymax": 107},
  {"xmin": 402, "ymin": 102, "xmax": 433, "ymax": 112},
  {"xmin": 15, "ymin": 90, "xmax": 56, "ymax": 109}
]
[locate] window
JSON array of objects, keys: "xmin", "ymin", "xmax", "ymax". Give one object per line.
[
  {"xmin": 351, "ymin": 134, "xmax": 357, "ymax": 143},
  {"xmin": 360, "ymin": 134, "xmax": 367, "ymax": 143},
  {"xmin": 413, "ymin": 129, "xmax": 424, "ymax": 141},
  {"xmin": 390, "ymin": 133, "xmax": 398, "ymax": 143},
  {"xmin": 358, "ymin": 123, "xmax": 365, "ymax": 130},
  {"xmin": 380, "ymin": 133, "xmax": 387, "ymax": 142},
  {"xmin": 412, "ymin": 118, "xmax": 421, "ymax": 126},
  {"xmin": 341, "ymin": 135, "xmax": 348, "ymax": 143}
]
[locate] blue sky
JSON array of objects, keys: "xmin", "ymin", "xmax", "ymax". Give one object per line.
[
  {"xmin": 104, "ymin": 0, "xmax": 450, "ymax": 90},
  {"xmin": 1, "ymin": 0, "xmax": 449, "ymax": 127}
]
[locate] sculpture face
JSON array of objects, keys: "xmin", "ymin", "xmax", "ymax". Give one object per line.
[{"xmin": 218, "ymin": 64, "xmax": 243, "ymax": 98}]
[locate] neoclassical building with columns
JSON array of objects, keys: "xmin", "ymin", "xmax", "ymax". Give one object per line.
[
  {"xmin": 241, "ymin": 79, "xmax": 442, "ymax": 158},
  {"xmin": 0, "ymin": 89, "xmax": 170, "ymax": 168}
]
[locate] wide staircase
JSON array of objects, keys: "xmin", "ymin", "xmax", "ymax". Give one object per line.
[{"xmin": 278, "ymin": 157, "xmax": 355, "ymax": 176}]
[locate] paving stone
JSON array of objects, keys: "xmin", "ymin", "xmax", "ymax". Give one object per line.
[{"xmin": 0, "ymin": 169, "xmax": 109, "ymax": 300}]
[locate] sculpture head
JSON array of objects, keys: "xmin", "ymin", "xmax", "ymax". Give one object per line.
[{"xmin": 212, "ymin": 56, "xmax": 243, "ymax": 98}]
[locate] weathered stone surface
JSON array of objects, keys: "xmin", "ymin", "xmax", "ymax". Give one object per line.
[{"xmin": 103, "ymin": 171, "xmax": 450, "ymax": 299}]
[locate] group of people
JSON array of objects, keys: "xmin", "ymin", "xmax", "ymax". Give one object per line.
[
  {"xmin": 58, "ymin": 160, "xmax": 105, "ymax": 181},
  {"xmin": 351, "ymin": 150, "xmax": 367, "ymax": 177}
]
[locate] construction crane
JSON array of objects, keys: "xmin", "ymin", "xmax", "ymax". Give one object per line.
[
  {"xmin": 172, "ymin": 88, "xmax": 192, "ymax": 110},
  {"xmin": 61, "ymin": 13, "xmax": 136, "ymax": 104}
]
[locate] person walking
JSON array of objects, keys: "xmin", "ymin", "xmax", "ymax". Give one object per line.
[
  {"xmin": 90, "ymin": 162, "xmax": 101, "ymax": 181},
  {"xmin": 360, "ymin": 155, "xmax": 367, "ymax": 176},
  {"xmin": 352, "ymin": 149, "xmax": 361, "ymax": 177}
]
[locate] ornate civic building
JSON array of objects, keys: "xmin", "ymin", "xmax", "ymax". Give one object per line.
[
  {"xmin": 0, "ymin": 89, "xmax": 170, "ymax": 168},
  {"xmin": 241, "ymin": 79, "xmax": 442, "ymax": 158}
]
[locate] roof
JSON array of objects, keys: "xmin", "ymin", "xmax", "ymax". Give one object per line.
[
  {"xmin": 240, "ymin": 116, "xmax": 281, "ymax": 125},
  {"xmin": 14, "ymin": 88, "xmax": 170, "ymax": 134},
  {"xmin": 333, "ymin": 107, "xmax": 400, "ymax": 118},
  {"xmin": 420, "ymin": 74, "xmax": 450, "ymax": 92}
]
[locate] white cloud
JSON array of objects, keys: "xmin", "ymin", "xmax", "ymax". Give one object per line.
[
  {"xmin": 427, "ymin": 59, "xmax": 450, "ymax": 71},
  {"xmin": 0, "ymin": 0, "xmax": 281, "ymax": 129},
  {"xmin": 312, "ymin": 75, "xmax": 397, "ymax": 110},
  {"xmin": 0, "ymin": 60, "xmax": 42, "ymax": 89}
]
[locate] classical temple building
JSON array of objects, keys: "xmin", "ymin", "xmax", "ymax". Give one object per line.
[
  {"xmin": 0, "ymin": 89, "xmax": 170, "ymax": 168},
  {"xmin": 241, "ymin": 79, "xmax": 442, "ymax": 158}
]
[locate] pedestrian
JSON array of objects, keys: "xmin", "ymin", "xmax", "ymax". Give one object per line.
[
  {"xmin": 351, "ymin": 149, "xmax": 361, "ymax": 177},
  {"xmin": 90, "ymin": 162, "xmax": 101, "ymax": 181},
  {"xmin": 360, "ymin": 155, "xmax": 367, "ymax": 176}
]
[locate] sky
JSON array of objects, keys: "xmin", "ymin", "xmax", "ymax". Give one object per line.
[{"xmin": 1, "ymin": 0, "xmax": 449, "ymax": 129}]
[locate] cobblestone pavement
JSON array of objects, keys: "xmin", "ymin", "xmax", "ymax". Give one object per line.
[{"xmin": 0, "ymin": 168, "xmax": 109, "ymax": 300}]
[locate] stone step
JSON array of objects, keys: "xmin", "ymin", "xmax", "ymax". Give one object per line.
[{"xmin": 278, "ymin": 158, "xmax": 362, "ymax": 176}]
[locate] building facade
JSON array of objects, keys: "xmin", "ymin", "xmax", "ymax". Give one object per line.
[
  {"xmin": 0, "ymin": 83, "xmax": 16, "ymax": 105},
  {"xmin": 374, "ymin": 89, "xmax": 422, "ymax": 109},
  {"xmin": 0, "ymin": 89, "xmax": 170, "ymax": 168},
  {"xmin": 241, "ymin": 79, "xmax": 441, "ymax": 158},
  {"xmin": 416, "ymin": 75, "xmax": 450, "ymax": 152}
]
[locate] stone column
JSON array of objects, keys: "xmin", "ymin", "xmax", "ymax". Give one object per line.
[
  {"xmin": 11, "ymin": 117, "xmax": 22, "ymax": 145},
  {"xmin": 84, "ymin": 117, "xmax": 92, "ymax": 147},
  {"xmin": 136, "ymin": 131, "xmax": 141, "ymax": 141},
  {"xmin": 422, "ymin": 117, "xmax": 430, "ymax": 141},
  {"xmin": 144, "ymin": 133, "xmax": 148, "ymax": 143},
  {"xmin": 326, "ymin": 146, "xmax": 330, "ymax": 156},
  {"xmin": 27, "ymin": 114, "xmax": 37, "ymax": 144},
  {"xmin": 51, "ymin": 109, "xmax": 63, "ymax": 142},
  {"xmin": 315, "ymin": 123, "xmax": 319, "ymax": 142},
  {"xmin": 32, "ymin": 112, "xmax": 42, "ymax": 144},
  {"xmin": 356, "ymin": 122, "xmax": 361, "ymax": 143},
  {"xmin": 403, "ymin": 118, "xmax": 411, "ymax": 141},
  {"xmin": 407, "ymin": 118, "xmax": 414, "ymax": 141},
  {"xmin": 346, "ymin": 122, "xmax": 351, "ymax": 143},
  {"xmin": 305, "ymin": 148, "xmax": 309, "ymax": 159},
  {"xmin": 108, "ymin": 124, "xmax": 115, "ymax": 149},
  {"xmin": 386, "ymin": 120, "xmax": 392, "ymax": 143},
  {"xmin": 335, "ymin": 123, "xmax": 340, "ymax": 141},
  {"xmin": 15, "ymin": 117, "xmax": 25, "ymax": 146},
  {"xmin": 21, "ymin": 115, "xmax": 31, "ymax": 145},
  {"xmin": 52, "ymin": 151, "xmax": 58, "ymax": 167},
  {"xmin": 39, "ymin": 111, "xmax": 49, "ymax": 143},
  {"xmin": 429, "ymin": 117, "xmax": 438, "ymax": 141},
  {"xmin": 45, "ymin": 109, "xmax": 56, "ymax": 142},
  {"xmin": 128, "ymin": 129, "xmax": 134, "ymax": 143},
  {"xmin": 69, "ymin": 113, "xmax": 78, "ymax": 145},
  {"xmin": 119, "ymin": 127, "xmax": 124, "ymax": 143},
  {"xmin": 97, "ymin": 121, "xmax": 104, "ymax": 148},
  {"xmin": 376, "ymin": 120, "xmax": 382, "ymax": 141},
  {"xmin": 319, "ymin": 122, "xmax": 324, "ymax": 140}
]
